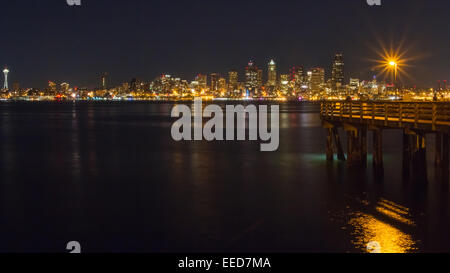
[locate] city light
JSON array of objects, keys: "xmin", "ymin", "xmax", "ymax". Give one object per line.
[{"xmin": 0, "ymin": 53, "xmax": 447, "ymax": 102}]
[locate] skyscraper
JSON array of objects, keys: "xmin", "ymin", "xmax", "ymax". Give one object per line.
[
  {"xmin": 228, "ymin": 70, "xmax": 238, "ymax": 90},
  {"xmin": 438, "ymin": 80, "xmax": 448, "ymax": 91},
  {"xmin": 61, "ymin": 82, "xmax": 70, "ymax": 93},
  {"xmin": 245, "ymin": 61, "xmax": 259, "ymax": 91},
  {"xmin": 101, "ymin": 73, "xmax": 108, "ymax": 89},
  {"xmin": 290, "ymin": 66, "xmax": 304, "ymax": 84},
  {"xmin": 311, "ymin": 68, "xmax": 325, "ymax": 93},
  {"xmin": 209, "ymin": 73, "xmax": 219, "ymax": 92},
  {"xmin": 196, "ymin": 74, "xmax": 207, "ymax": 89},
  {"xmin": 331, "ymin": 53, "xmax": 344, "ymax": 90},
  {"xmin": 218, "ymin": 78, "xmax": 227, "ymax": 94},
  {"xmin": 280, "ymin": 74, "xmax": 290, "ymax": 94},
  {"xmin": 257, "ymin": 69, "xmax": 263, "ymax": 89},
  {"xmin": 48, "ymin": 81, "xmax": 57, "ymax": 95},
  {"xmin": 267, "ymin": 59, "xmax": 277, "ymax": 87},
  {"xmin": 3, "ymin": 68, "xmax": 9, "ymax": 90},
  {"xmin": 349, "ymin": 78, "xmax": 360, "ymax": 94}
]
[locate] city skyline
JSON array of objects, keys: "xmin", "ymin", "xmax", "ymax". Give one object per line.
[
  {"xmin": 2, "ymin": 53, "xmax": 448, "ymax": 91},
  {"xmin": 0, "ymin": 53, "xmax": 373, "ymax": 89},
  {"xmin": 1, "ymin": 0, "xmax": 449, "ymax": 88}
]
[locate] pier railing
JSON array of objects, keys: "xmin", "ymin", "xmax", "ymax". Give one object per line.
[{"xmin": 321, "ymin": 101, "xmax": 450, "ymax": 131}]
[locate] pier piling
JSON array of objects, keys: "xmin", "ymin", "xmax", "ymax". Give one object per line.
[
  {"xmin": 373, "ymin": 129, "xmax": 383, "ymax": 168},
  {"xmin": 321, "ymin": 101, "xmax": 449, "ymax": 182}
]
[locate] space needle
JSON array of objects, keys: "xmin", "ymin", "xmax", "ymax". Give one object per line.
[{"xmin": 3, "ymin": 67, "xmax": 9, "ymax": 90}]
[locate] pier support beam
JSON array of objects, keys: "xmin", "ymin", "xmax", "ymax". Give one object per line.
[
  {"xmin": 412, "ymin": 132, "xmax": 427, "ymax": 182},
  {"xmin": 361, "ymin": 127, "xmax": 368, "ymax": 168},
  {"xmin": 402, "ymin": 130, "xmax": 412, "ymax": 177},
  {"xmin": 323, "ymin": 121, "xmax": 346, "ymax": 162},
  {"xmin": 435, "ymin": 133, "xmax": 442, "ymax": 166},
  {"xmin": 345, "ymin": 124, "xmax": 363, "ymax": 167},
  {"xmin": 373, "ymin": 129, "xmax": 383, "ymax": 168},
  {"xmin": 347, "ymin": 130, "xmax": 359, "ymax": 167},
  {"xmin": 443, "ymin": 134, "xmax": 449, "ymax": 183},
  {"xmin": 333, "ymin": 128, "xmax": 346, "ymax": 161},
  {"xmin": 326, "ymin": 128, "xmax": 334, "ymax": 161}
]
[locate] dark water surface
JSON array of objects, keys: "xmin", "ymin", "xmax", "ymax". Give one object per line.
[{"xmin": 0, "ymin": 101, "xmax": 449, "ymax": 253}]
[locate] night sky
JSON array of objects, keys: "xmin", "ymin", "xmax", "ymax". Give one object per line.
[{"xmin": 1, "ymin": 0, "xmax": 449, "ymax": 88}]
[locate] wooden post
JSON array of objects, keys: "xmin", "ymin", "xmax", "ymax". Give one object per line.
[
  {"xmin": 349, "ymin": 102, "xmax": 353, "ymax": 119},
  {"xmin": 373, "ymin": 129, "xmax": 383, "ymax": 168},
  {"xmin": 384, "ymin": 104, "xmax": 388, "ymax": 126},
  {"xmin": 443, "ymin": 134, "xmax": 449, "ymax": 183},
  {"xmin": 361, "ymin": 127, "xmax": 368, "ymax": 168},
  {"xmin": 399, "ymin": 104, "xmax": 403, "ymax": 127},
  {"xmin": 326, "ymin": 128, "xmax": 334, "ymax": 161},
  {"xmin": 432, "ymin": 104, "xmax": 437, "ymax": 131},
  {"xmin": 412, "ymin": 132, "xmax": 427, "ymax": 182},
  {"xmin": 420, "ymin": 133, "xmax": 428, "ymax": 180},
  {"xmin": 346, "ymin": 130, "xmax": 358, "ymax": 167},
  {"xmin": 402, "ymin": 130, "xmax": 412, "ymax": 177},
  {"xmin": 345, "ymin": 124, "xmax": 362, "ymax": 167},
  {"xmin": 371, "ymin": 103, "xmax": 375, "ymax": 125},
  {"xmin": 333, "ymin": 128, "xmax": 346, "ymax": 161},
  {"xmin": 414, "ymin": 104, "xmax": 419, "ymax": 128},
  {"xmin": 435, "ymin": 133, "xmax": 442, "ymax": 166},
  {"xmin": 360, "ymin": 102, "xmax": 363, "ymax": 122}
]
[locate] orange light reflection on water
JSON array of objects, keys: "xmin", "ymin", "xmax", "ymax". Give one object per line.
[{"xmin": 349, "ymin": 199, "xmax": 418, "ymax": 253}]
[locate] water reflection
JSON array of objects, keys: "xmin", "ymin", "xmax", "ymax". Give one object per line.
[
  {"xmin": 375, "ymin": 199, "xmax": 414, "ymax": 226},
  {"xmin": 0, "ymin": 101, "xmax": 448, "ymax": 252},
  {"xmin": 349, "ymin": 199, "xmax": 417, "ymax": 253}
]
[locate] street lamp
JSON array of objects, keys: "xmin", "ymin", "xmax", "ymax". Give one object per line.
[
  {"xmin": 372, "ymin": 44, "xmax": 413, "ymax": 99},
  {"xmin": 389, "ymin": 61, "xmax": 398, "ymax": 82},
  {"xmin": 389, "ymin": 61, "xmax": 399, "ymax": 97}
]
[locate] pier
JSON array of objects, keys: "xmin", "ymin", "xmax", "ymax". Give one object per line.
[{"xmin": 321, "ymin": 101, "xmax": 450, "ymax": 180}]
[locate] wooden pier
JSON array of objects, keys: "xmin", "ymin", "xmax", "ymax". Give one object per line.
[{"xmin": 321, "ymin": 101, "xmax": 450, "ymax": 180}]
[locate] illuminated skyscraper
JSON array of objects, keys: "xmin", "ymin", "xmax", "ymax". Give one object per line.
[
  {"xmin": 196, "ymin": 74, "xmax": 207, "ymax": 89},
  {"xmin": 209, "ymin": 73, "xmax": 219, "ymax": 91},
  {"xmin": 311, "ymin": 68, "xmax": 325, "ymax": 92},
  {"xmin": 228, "ymin": 70, "xmax": 238, "ymax": 90},
  {"xmin": 438, "ymin": 80, "xmax": 448, "ymax": 91},
  {"xmin": 218, "ymin": 78, "xmax": 227, "ymax": 94},
  {"xmin": 306, "ymin": 71, "xmax": 312, "ymax": 87},
  {"xmin": 290, "ymin": 66, "xmax": 304, "ymax": 84},
  {"xmin": 349, "ymin": 78, "xmax": 360, "ymax": 94},
  {"xmin": 101, "ymin": 73, "xmax": 108, "ymax": 89},
  {"xmin": 280, "ymin": 74, "xmax": 290, "ymax": 94},
  {"xmin": 257, "ymin": 69, "xmax": 263, "ymax": 89},
  {"xmin": 61, "ymin": 82, "xmax": 70, "ymax": 93},
  {"xmin": 48, "ymin": 81, "xmax": 57, "ymax": 94},
  {"xmin": 3, "ymin": 68, "xmax": 9, "ymax": 90},
  {"xmin": 331, "ymin": 53, "xmax": 344, "ymax": 90},
  {"xmin": 267, "ymin": 59, "xmax": 277, "ymax": 87},
  {"xmin": 280, "ymin": 74, "xmax": 290, "ymax": 82},
  {"xmin": 245, "ymin": 61, "xmax": 259, "ymax": 91}
]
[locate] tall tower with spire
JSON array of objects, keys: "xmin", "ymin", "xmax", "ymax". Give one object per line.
[{"xmin": 3, "ymin": 68, "xmax": 9, "ymax": 90}]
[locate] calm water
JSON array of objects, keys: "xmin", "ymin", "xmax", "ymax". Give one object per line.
[{"xmin": 0, "ymin": 101, "xmax": 449, "ymax": 253}]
